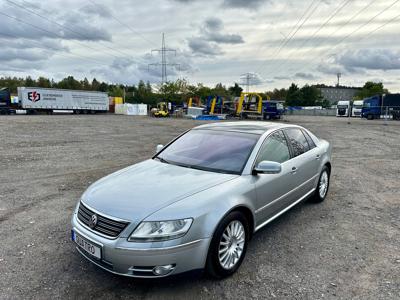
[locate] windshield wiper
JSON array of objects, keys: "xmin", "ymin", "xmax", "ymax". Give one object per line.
[{"xmin": 154, "ymin": 157, "xmax": 171, "ymax": 164}]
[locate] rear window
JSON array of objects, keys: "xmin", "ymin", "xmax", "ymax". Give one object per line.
[
  {"xmin": 302, "ymin": 129, "xmax": 316, "ymax": 149},
  {"xmin": 285, "ymin": 128, "xmax": 310, "ymax": 157}
]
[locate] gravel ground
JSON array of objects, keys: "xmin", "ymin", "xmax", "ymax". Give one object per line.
[{"xmin": 0, "ymin": 115, "xmax": 399, "ymax": 300}]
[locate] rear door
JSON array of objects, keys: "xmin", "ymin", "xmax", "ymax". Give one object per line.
[{"xmin": 283, "ymin": 128, "xmax": 318, "ymax": 204}]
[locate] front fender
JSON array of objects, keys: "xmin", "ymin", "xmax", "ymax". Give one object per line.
[{"xmin": 143, "ymin": 176, "xmax": 257, "ymax": 241}]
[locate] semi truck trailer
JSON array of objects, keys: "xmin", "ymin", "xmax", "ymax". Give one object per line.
[
  {"xmin": 361, "ymin": 94, "xmax": 400, "ymax": 120},
  {"xmin": 18, "ymin": 87, "xmax": 109, "ymax": 114},
  {"xmin": 0, "ymin": 87, "xmax": 109, "ymax": 114}
]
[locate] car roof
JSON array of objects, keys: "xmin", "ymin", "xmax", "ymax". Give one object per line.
[{"xmin": 194, "ymin": 121, "xmax": 291, "ymax": 135}]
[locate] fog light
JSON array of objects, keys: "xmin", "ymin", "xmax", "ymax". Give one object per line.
[{"xmin": 152, "ymin": 264, "xmax": 175, "ymax": 276}]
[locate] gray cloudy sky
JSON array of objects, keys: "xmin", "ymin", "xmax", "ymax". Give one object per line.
[{"xmin": 1, "ymin": 0, "xmax": 400, "ymax": 91}]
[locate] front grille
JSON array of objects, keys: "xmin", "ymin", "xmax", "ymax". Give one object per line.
[{"xmin": 77, "ymin": 202, "xmax": 129, "ymax": 238}]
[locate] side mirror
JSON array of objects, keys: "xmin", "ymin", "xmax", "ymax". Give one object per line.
[
  {"xmin": 156, "ymin": 144, "xmax": 164, "ymax": 153},
  {"xmin": 253, "ymin": 161, "xmax": 281, "ymax": 175}
]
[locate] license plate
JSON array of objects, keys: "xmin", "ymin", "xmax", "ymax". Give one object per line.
[{"xmin": 72, "ymin": 230, "xmax": 101, "ymax": 259}]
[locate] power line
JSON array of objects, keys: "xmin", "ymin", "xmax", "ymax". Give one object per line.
[
  {"xmin": 250, "ymin": 0, "xmax": 316, "ymax": 69},
  {"xmin": 5, "ymin": 0, "xmax": 135, "ymax": 61},
  {"xmin": 267, "ymin": 0, "xmax": 352, "ymax": 78},
  {"xmin": 330, "ymin": 0, "xmax": 400, "ymax": 51},
  {"xmin": 254, "ymin": 0, "xmax": 323, "ymax": 75},
  {"xmin": 0, "ymin": 11, "xmax": 107, "ymax": 65},
  {"xmin": 277, "ymin": 0, "xmax": 400, "ymax": 81},
  {"xmin": 239, "ymin": 73, "xmax": 260, "ymax": 93},
  {"xmin": 148, "ymin": 33, "xmax": 180, "ymax": 85},
  {"xmin": 87, "ymin": 0, "xmax": 157, "ymax": 48}
]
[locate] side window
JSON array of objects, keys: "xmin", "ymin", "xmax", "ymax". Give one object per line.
[
  {"xmin": 285, "ymin": 128, "xmax": 310, "ymax": 157},
  {"xmin": 302, "ymin": 129, "xmax": 316, "ymax": 149},
  {"xmin": 256, "ymin": 131, "xmax": 290, "ymax": 165}
]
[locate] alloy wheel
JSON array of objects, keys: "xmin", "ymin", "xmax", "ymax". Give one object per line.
[
  {"xmin": 218, "ymin": 220, "xmax": 245, "ymax": 270},
  {"xmin": 319, "ymin": 171, "xmax": 329, "ymax": 198}
]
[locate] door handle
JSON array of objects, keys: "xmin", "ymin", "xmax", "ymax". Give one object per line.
[
  {"xmin": 316, "ymin": 154, "xmax": 320, "ymax": 160},
  {"xmin": 290, "ymin": 167, "xmax": 297, "ymax": 174}
]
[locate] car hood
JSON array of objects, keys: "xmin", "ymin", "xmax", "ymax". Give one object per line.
[{"xmin": 81, "ymin": 159, "xmax": 238, "ymax": 223}]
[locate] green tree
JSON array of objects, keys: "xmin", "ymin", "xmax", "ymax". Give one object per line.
[
  {"xmin": 266, "ymin": 88, "xmax": 287, "ymax": 100},
  {"xmin": 37, "ymin": 77, "xmax": 51, "ymax": 88},
  {"xmin": 81, "ymin": 77, "xmax": 91, "ymax": 90},
  {"xmin": 58, "ymin": 76, "xmax": 81, "ymax": 90},
  {"xmin": 228, "ymin": 83, "xmax": 243, "ymax": 97},
  {"xmin": 299, "ymin": 84, "xmax": 320, "ymax": 106},
  {"xmin": 355, "ymin": 81, "xmax": 388, "ymax": 99},
  {"xmin": 91, "ymin": 78, "xmax": 100, "ymax": 91},
  {"xmin": 285, "ymin": 83, "xmax": 301, "ymax": 106},
  {"xmin": 25, "ymin": 76, "xmax": 36, "ymax": 87}
]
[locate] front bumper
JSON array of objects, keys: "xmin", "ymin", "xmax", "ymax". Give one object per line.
[{"xmin": 71, "ymin": 214, "xmax": 211, "ymax": 278}]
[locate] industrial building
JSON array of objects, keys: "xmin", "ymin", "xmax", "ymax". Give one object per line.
[{"xmin": 314, "ymin": 85, "xmax": 361, "ymax": 104}]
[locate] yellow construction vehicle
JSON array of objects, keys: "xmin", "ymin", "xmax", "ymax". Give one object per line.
[
  {"xmin": 235, "ymin": 92, "xmax": 263, "ymax": 119},
  {"xmin": 154, "ymin": 102, "xmax": 169, "ymax": 117}
]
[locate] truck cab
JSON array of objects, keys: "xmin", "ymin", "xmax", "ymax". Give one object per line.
[
  {"xmin": 0, "ymin": 88, "xmax": 15, "ymax": 115},
  {"xmin": 336, "ymin": 100, "xmax": 350, "ymax": 117},
  {"xmin": 263, "ymin": 100, "xmax": 284, "ymax": 120},
  {"xmin": 361, "ymin": 95, "xmax": 381, "ymax": 120},
  {"xmin": 351, "ymin": 100, "xmax": 364, "ymax": 117}
]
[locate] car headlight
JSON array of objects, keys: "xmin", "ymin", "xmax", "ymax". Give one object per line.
[{"xmin": 128, "ymin": 218, "xmax": 193, "ymax": 242}]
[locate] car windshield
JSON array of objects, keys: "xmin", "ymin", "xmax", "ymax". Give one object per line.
[{"xmin": 155, "ymin": 129, "xmax": 260, "ymax": 174}]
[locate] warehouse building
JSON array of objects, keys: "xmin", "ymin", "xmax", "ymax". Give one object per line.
[{"xmin": 314, "ymin": 85, "xmax": 361, "ymax": 105}]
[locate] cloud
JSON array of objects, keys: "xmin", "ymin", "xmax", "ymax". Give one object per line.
[
  {"xmin": 206, "ymin": 32, "xmax": 244, "ymax": 44},
  {"xmin": 81, "ymin": 4, "xmax": 112, "ymax": 18},
  {"xmin": 222, "ymin": 0, "xmax": 270, "ymax": 9},
  {"xmin": 294, "ymin": 72, "xmax": 316, "ymax": 80},
  {"xmin": 187, "ymin": 17, "xmax": 244, "ymax": 57},
  {"xmin": 0, "ymin": 49, "xmax": 48, "ymax": 62},
  {"xmin": 0, "ymin": 2, "xmax": 112, "ymax": 42},
  {"xmin": 317, "ymin": 63, "xmax": 345, "ymax": 75},
  {"xmin": 59, "ymin": 14, "xmax": 112, "ymax": 41},
  {"xmin": 336, "ymin": 49, "xmax": 400, "ymax": 71},
  {"xmin": 274, "ymin": 76, "xmax": 291, "ymax": 80},
  {"xmin": 188, "ymin": 38, "xmax": 223, "ymax": 56},
  {"xmin": 91, "ymin": 49, "xmax": 197, "ymax": 84},
  {"xmin": 204, "ymin": 17, "xmax": 224, "ymax": 31},
  {"xmin": 200, "ymin": 17, "xmax": 244, "ymax": 44},
  {"xmin": 317, "ymin": 49, "xmax": 400, "ymax": 77}
]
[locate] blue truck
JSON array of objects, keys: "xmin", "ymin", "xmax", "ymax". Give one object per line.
[
  {"xmin": 361, "ymin": 94, "xmax": 400, "ymax": 120},
  {"xmin": 263, "ymin": 100, "xmax": 285, "ymax": 120},
  {"xmin": 0, "ymin": 88, "xmax": 16, "ymax": 114}
]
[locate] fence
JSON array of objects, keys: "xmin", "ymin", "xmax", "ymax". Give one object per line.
[{"xmin": 287, "ymin": 108, "xmax": 337, "ymax": 116}]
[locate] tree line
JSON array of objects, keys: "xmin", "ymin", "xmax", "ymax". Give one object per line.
[{"xmin": 0, "ymin": 76, "xmax": 388, "ymax": 107}]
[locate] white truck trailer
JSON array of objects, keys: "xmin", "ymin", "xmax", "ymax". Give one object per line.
[{"xmin": 17, "ymin": 87, "xmax": 109, "ymax": 114}]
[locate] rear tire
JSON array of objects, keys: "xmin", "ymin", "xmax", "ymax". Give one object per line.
[
  {"xmin": 310, "ymin": 166, "xmax": 330, "ymax": 203},
  {"xmin": 205, "ymin": 211, "xmax": 249, "ymax": 279}
]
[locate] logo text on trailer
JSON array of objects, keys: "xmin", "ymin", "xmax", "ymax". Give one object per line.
[{"xmin": 27, "ymin": 91, "xmax": 41, "ymax": 102}]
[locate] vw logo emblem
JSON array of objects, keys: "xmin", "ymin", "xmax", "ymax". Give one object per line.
[{"xmin": 89, "ymin": 214, "xmax": 98, "ymax": 229}]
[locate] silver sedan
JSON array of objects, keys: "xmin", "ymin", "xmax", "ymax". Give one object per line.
[{"xmin": 71, "ymin": 121, "xmax": 332, "ymax": 278}]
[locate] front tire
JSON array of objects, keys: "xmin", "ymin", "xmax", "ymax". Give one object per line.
[
  {"xmin": 311, "ymin": 166, "xmax": 330, "ymax": 203},
  {"xmin": 205, "ymin": 211, "xmax": 249, "ymax": 279}
]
